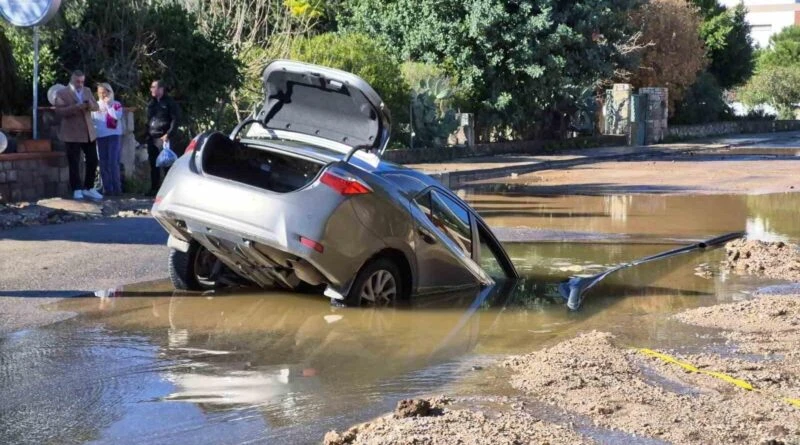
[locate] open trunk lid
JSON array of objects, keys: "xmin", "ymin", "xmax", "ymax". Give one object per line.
[{"xmin": 255, "ymin": 60, "xmax": 392, "ymax": 156}]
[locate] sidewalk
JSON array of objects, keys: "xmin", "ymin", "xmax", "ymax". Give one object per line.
[{"xmin": 406, "ymin": 131, "xmax": 800, "ymax": 188}]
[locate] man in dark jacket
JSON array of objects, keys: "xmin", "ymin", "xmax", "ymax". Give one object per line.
[{"xmin": 146, "ymin": 79, "xmax": 181, "ymax": 196}]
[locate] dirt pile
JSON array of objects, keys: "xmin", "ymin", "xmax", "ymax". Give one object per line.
[
  {"xmin": 723, "ymin": 239, "xmax": 800, "ymax": 281},
  {"xmin": 675, "ymin": 293, "xmax": 800, "ymax": 358},
  {"xmin": 503, "ymin": 330, "xmax": 800, "ymax": 444},
  {"xmin": 323, "ymin": 396, "xmax": 592, "ymax": 445}
]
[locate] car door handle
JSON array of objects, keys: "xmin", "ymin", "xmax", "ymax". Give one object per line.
[{"xmin": 418, "ymin": 227, "xmax": 437, "ymax": 244}]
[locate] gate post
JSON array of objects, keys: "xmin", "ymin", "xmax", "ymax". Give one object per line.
[{"xmin": 638, "ymin": 87, "xmax": 668, "ymax": 144}]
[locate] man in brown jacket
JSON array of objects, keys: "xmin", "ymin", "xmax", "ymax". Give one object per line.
[{"xmin": 54, "ymin": 70, "xmax": 103, "ymax": 200}]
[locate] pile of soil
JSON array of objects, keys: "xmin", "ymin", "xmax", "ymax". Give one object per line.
[
  {"xmin": 323, "ymin": 396, "xmax": 591, "ymax": 445},
  {"xmin": 503, "ymin": 330, "xmax": 800, "ymax": 444},
  {"xmin": 723, "ymin": 239, "xmax": 800, "ymax": 281},
  {"xmin": 675, "ymin": 293, "xmax": 800, "ymax": 358}
]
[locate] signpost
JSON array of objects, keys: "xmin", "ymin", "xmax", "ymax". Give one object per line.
[{"xmin": 0, "ymin": 0, "xmax": 62, "ymax": 139}]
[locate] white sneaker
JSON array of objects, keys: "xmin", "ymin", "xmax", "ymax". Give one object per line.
[
  {"xmin": 83, "ymin": 189, "xmax": 103, "ymax": 200},
  {"xmin": 73, "ymin": 190, "xmax": 84, "ymax": 200}
]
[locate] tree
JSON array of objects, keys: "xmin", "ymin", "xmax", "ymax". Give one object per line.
[
  {"xmin": 339, "ymin": 0, "xmax": 644, "ymax": 141},
  {"xmin": 628, "ymin": 0, "xmax": 707, "ymax": 110},
  {"xmin": 671, "ymin": 71, "xmax": 731, "ymax": 124},
  {"xmin": 0, "ymin": 27, "xmax": 22, "ymax": 113},
  {"xmin": 739, "ymin": 65, "xmax": 800, "ymax": 119},
  {"xmin": 1, "ymin": 23, "xmax": 62, "ymax": 110},
  {"xmin": 180, "ymin": 0, "xmax": 323, "ymax": 121},
  {"xmin": 757, "ymin": 25, "xmax": 800, "ymax": 69},
  {"xmin": 699, "ymin": 4, "xmax": 754, "ymax": 88},
  {"xmin": 290, "ymin": 33, "xmax": 410, "ymax": 129}
]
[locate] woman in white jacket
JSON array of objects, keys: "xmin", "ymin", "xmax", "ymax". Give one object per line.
[{"xmin": 93, "ymin": 83, "xmax": 124, "ymax": 196}]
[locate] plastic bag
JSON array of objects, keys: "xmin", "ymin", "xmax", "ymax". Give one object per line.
[{"xmin": 156, "ymin": 140, "xmax": 178, "ymax": 168}]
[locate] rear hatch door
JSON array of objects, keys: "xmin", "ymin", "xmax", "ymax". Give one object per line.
[{"xmin": 255, "ymin": 60, "xmax": 392, "ymax": 157}]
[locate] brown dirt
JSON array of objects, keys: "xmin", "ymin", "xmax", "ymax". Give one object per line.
[
  {"xmin": 487, "ymin": 155, "xmax": 800, "ymax": 195},
  {"xmin": 722, "ymin": 239, "xmax": 800, "ymax": 281},
  {"xmin": 503, "ymin": 330, "xmax": 800, "ymax": 444},
  {"xmin": 327, "ymin": 295, "xmax": 800, "ymax": 445},
  {"xmin": 675, "ymin": 293, "xmax": 800, "ymax": 359},
  {"xmin": 324, "ymin": 396, "xmax": 594, "ymax": 445}
]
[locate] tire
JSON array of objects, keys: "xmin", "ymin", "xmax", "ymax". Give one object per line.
[
  {"xmin": 169, "ymin": 242, "xmax": 218, "ymax": 291},
  {"xmin": 345, "ymin": 258, "xmax": 404, "ymax": 307}
]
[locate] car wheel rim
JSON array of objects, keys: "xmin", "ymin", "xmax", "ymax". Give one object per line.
[
  {"xmin": 360, "ymin": 269, "xmax": 397, "ymax": 306},
  {"xmin": 193, "ymin": 246, "xmax": 217, "ymax": 286}
]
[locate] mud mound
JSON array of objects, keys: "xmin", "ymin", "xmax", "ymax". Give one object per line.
[
  {"xmin": 675, "ymin": 294, "xmax": 800, "ymax": 333},
  {"xmin": 323, "ymin": 396, "xmax": 592, "ymax": 445},
  {"xmin": 502, "ymin": 331, "xmax": 800, "ymax": 444},
  {"xmin": 675, "ymin": 293, "xmax": 800, "ymax": 359},
  {"xmin": 723, "ymin": 239, "xmax": 800, "ymax": 281}
]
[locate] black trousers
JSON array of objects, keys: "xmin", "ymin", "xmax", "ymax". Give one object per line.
[
  {"xmin": 65, "ymin": 141, "xmax": 98, "ymax": 192},
  {"xmin": 146, "ymin": 137, "xmax": 170, "ymax": 192}
]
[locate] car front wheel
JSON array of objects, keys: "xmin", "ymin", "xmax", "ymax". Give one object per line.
[
  {"xmin": 345, "ymin": 258, "xmax": 403, "ymax": 307},
  {"xmin": 169, "ymin": 242, "xmax": 220, "ymax": 291}
]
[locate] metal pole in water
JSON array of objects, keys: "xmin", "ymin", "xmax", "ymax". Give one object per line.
[{"xmin": 33, "ymin": 26, "xmax": 40, "ymax": 140}]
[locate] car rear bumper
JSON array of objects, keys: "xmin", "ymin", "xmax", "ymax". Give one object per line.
[{"xmin": 152, "ymin": 166, "xmax": 385, "ymax": 293}]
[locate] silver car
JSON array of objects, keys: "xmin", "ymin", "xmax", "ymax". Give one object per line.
[{"xmin": 151, "ymin": 60, "xmax": 518, "ymax": 306}]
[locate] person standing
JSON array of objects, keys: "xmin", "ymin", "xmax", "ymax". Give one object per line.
[
  {"xmin": 92, "ymin": 82, "xmax": 124, "ymax": 197},
  {"xmin": 54, "ymin": 70, "xmax": 103, "ymax": 200},
  {"xmin": 146, "ymin": 79, "xmax": 180, "ymax": 196}
]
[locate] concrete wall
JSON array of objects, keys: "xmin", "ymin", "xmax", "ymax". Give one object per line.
[{"xmin": 667, "ymin": 120, "xmax": 800, "ymax": 140}]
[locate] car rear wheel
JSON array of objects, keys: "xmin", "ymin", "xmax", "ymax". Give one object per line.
[
  {"xmin": 345, "ymin": 258, "xmax": 404, "ymax": 307},
  {"xmin": 169, "ymin": 242, "xmax": 220, "ymax": 291}
]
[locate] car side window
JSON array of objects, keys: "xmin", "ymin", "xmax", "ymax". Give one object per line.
[
  {"xmin": 478, "ymin": 226, "xmax": 506, "ymax": 279},
  {"xmin": 430, "ymin": 190, "xmax": 473, "ymax": 256}
]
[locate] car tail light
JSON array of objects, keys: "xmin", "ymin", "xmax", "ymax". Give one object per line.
[
  {"xmin": 184, "ymin": 136, "xmax": 199, "ymax": 154},
  {"xmin": 320, "ymin": 171, "xmax": 371, "ymax": 195},
  {"xmin": 300, "ymin": 236, "xmax": 324, "ymax": 253}
]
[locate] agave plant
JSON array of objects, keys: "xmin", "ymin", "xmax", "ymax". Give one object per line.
[{"xmin": 410, "ymin": 76, "xmax": 458, "ymax": 147}]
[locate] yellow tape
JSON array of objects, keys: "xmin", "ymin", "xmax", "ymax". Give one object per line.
[{"xmin": 638, "ymin": 348, "xmax": 798, "ymax": 408}]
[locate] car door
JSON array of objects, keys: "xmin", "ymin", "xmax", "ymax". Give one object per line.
[{"xmin": 411, "ymin": 188, "xmax": 495, "ymax": 294}]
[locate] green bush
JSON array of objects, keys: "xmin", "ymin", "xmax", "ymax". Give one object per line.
[
  {"xmin": 671, "ymin": 72, "xmax": 732, "ymax": 125},
  {"xmin": 739, "ymin": 65, "xmax": 800, "ymax": 120},
  {"xmin": 290, "ymin": 33, "xmax": 410, "ymax": 133}
]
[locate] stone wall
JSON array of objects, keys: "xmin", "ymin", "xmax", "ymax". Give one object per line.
[
  {"xmin": 0, "ymin": 153, "xmax": 70, "ymax": 203},
  {"xmin": 639, "ymin": 87, "xmax": 668, "ymax": 144},
  {"xmin": 667, "ymin": 120, "xmax": 800, "ymax": 140},
  {"xmin": 382, "ymin": 135, "xmax": 626, "ymax": 164}
]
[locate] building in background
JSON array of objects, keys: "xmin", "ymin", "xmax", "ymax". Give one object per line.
[{"xmin": 722, "ymin": 0, "xmax": 800, "ymax": 47}]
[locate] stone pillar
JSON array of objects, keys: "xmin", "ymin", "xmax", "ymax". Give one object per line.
[
  {"xmin": 639, "ymin": 87, "xmax": 668, "ymax": 144},
  {"xmin": 449, "ymin": 113, "xmax": 475, "ymax": 147},
  {"xmin": 120, "ymin": 109, "xmax": 139, "ymax": 180},
  {"xmin": 603, "ymin": 84, "xmax": 632, "ymax": 135}
]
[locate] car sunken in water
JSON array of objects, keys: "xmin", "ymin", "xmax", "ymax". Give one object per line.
[{"xmin": 151, "ymin": 60, "xmax": 518, "ymax": 306}]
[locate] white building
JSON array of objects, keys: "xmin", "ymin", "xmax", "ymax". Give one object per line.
[{"xmin": 721, "ymin": 0, "xmax": 800, "ymax": 48}]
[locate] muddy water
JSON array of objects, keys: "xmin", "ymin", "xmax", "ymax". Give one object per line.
[{"xmin": 1, "ymin": 192, "xmax": 798, "ymax": 444}]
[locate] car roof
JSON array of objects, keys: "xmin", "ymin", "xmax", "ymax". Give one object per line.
[{"xmin": 373, "ymin": 161, "xmax": 442, "ymax": 195}]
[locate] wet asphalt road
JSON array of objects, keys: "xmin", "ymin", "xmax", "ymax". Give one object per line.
[{"xmin": 0, "ymin": 217, "xmax": 168, "ymax": 334}]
